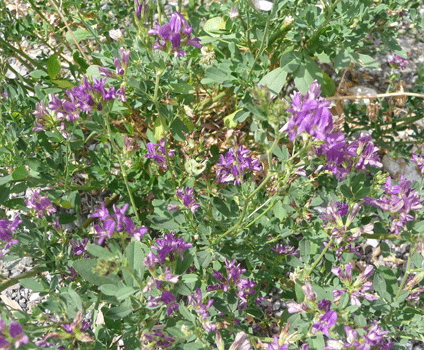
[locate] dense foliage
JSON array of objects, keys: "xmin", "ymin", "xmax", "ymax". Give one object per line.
[{"xmin": 1, "ymin": 0, "xmax": 424, "ymax": 349}]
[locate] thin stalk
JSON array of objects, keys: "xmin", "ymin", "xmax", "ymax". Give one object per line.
[
  {"xmin": 394, "ymin": 242, "xmax": 416, "ymax": 301},
  {"xmin": 0, "ymin": 36, "xmax": 46, "ymax": 72},
  {"xmin": 63, "ymin": 123, "xmax": 77, "ymax": 192},
  {"xmin": 304, "ymin": 236, "xmax": 335, "ymax": 278},
  {"xmin": 50, "ymin": 0, "xmax": 91, "ymax": 64},
  {"xmin": 247, "ymin": 19, "xmax": 270, "ymax": 78},
  {"xmin": 104, "ymin": 114, "xmax": 140, "ymax": 222},
  {"xmin": 152, "ymin": 63, "xmax": 177, "ymax": 184},
  {"xmin": 0, "ymin": 266, "xmax": 44, "ymax": 293},
  {"xmin": 213, "ymin": 136, "xmax": 282, "ymax": 243}
]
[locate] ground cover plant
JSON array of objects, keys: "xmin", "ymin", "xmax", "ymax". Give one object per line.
[{"xmin": 2, "ymin": 0, "xmax": 424, "ymax": 348}]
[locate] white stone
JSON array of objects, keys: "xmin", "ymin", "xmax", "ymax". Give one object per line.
[
  {"xmin": 348, "ymin": 86, "xmax": 378, "ymax": 105},
  {"xmin": 382, "ymin": 154, "xmax": 422, "ymax": 183}
]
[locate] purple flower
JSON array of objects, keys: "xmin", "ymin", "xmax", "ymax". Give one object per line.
[
  {"xmin": 388, "ymin": 53, "xmax": 408, "ymax": 70},
  {"xmin": 8, "ymin": 322, "xmax": 29, "ymax": 348},
  {"xmin": 160, "ymin": 290, "xmax": 179, "ymax": 316},
  {"xmin": 280, "ymin": 81, "xmax": 334, "ymax": 142},
  {"xmin": 25, "ymin": 189, "xmax": 56, "ymax": 218},
  {"xmin": 70, "ymin": 238, "xmax": 89, "ymax": 257},
  {"xmin": 187, "ymin": 288, "xmax": 214, "ymax": 320},
  {"xmin": 311, "ymin": 311, "xmax": 338, "ymax": 337},
  {"xmin": 148, "ymin": 12, "xmax": 202, "ymax": 57},
  {"xmin": 229, "ymin": 332, "xmax": 251, "ymax": 350},
  {"xmin": 410, "ymin": 148, "xmax": 424, "ymax": 174},
  {"xmin": 135, "ymin": 0, "xmax": 148, "ymax": 20},
  {"xmin": 216, "ymin": 146, "xmax": 262, "ymax": 185},
  {"xmin": 365, "ymin": 176, "xmax": 424, "ymax": 235},
  {"xmin": 145, "ymin": 138, "xmax": 175, "ymax": 170},
  {"xmin": 151, "ymin": 232, "xmax": 192, "ymax": 264},
  {"xmin": 175, "ymin": 187, "xmax": 200, "ymax": 214},
  {"xmin": 271, "ymin": 244, "xmax": 296, "ymax": 255},
  {"xmin": 90, "ymin": 202, "xmax": 147, "ymax": 244},
  {"xmin": 265, "ymin": 336, "xmax": 288, "ymax": 350}
]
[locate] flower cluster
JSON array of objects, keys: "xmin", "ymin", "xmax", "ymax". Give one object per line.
[
  {"xmin": 145, "ymin": 138, "xmax": 175, "ymax": 170},
  {"xmin": 0, "ymin": 216, "xmax": 22, "ymax": 258},
  {"xmin": 332, "ymin": 264, "xmax": 378, "ymax": 306},
  {"xmin": 25, "ymin": 188, "xmax": 56, "ymax": 218},
  {"xmin": 91, "ymin": 202, "xmax": 148, "ymax": 245},
  {"xmin": 148, "ymin": 11, "xmax": 202, "ymax": 57},
  {"xmin": 215, "ymin": 146, "xmax": 262, "ymax": 185},
  {"xmin": 410, "ymin": 147, "xmax": 424, "ymax": 174},
  {"xmin": 317, "ymin": 135, "xmax": 382, "ymax": 180},
  {"xmin": 388, "ymin": 53, "xmax": 408, "ymax": 70},
  {"xmin": 34, "ymin": 70, "xmax": 127, "ymax": 132},
  {"xmin": 145, "ymin": 232, "xmax": 193, "ymax": 268},
  {"xmin": 0, "ymin": 320, "xmax": 29, "ymax": 349},
  {"xmin": 143, "ymin": 331, "xmax": 174, "ymax": 349},
  {"xmin": 207, "ymin": 258, "xmax": 257, "ymax": 310},
  {"xmin": 365, "ymin": 176, "xmax": 424, "ymax": 235},
  {"xmin": 134, "ymin": 0, "xmax": 148, "ymax": 21},
  {"xmin": 99, "ymin": 48, "xmax": 130, "ymax": 80},
  {"xmin": 280, "ymin": 80, "xmax": 338, "ymax": 143},
  {"xmin": 168, "ymin": 187, "xmax": 200, "ymax": 214},
  {"xmin": 271, "ymin": 244, "xmax": 296, "ymax": 255},
  {"xmin": 326, "ymin": 321, "xmax": 393, "ymax": 350}
]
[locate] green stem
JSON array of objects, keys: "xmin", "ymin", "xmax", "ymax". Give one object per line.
[
  {"xmin": 304, "ymin": 236, "xmax": 335, "ymax": 278},
  {"xmin": 247, "ymin": 18, "xmax": 271, "ymax": 78},
  {"xmin": 0, "ymin": 266, "xmax": 44, "ymax": 293},
  {"xmin": 0, "ymin": 36, "xmax": 47, "ymax": 72},
  {"xmin": 394, "ymin": 242, "xmax": 416, "ymax": 301},
  {"xmin": 104, "ymin": 113, "xmax": 140, "ymax": 222}
]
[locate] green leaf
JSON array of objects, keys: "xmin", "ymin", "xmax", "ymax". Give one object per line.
[
  {"xmin": 354, "ymin": 187, "xmax": 370, "ymax": 199},
  {"xmin": 258, "ymin": 68, "xmax": 287, "ymax": 96},
  {"xmin": 203, "ymin": 17, "xmax": 226, "ymax": 36},
  {"xmin": 351, "ymin": 173, "xmax": 366, "ymax": 193},
  {"xmin": 321, "ymin": 72, "xmax": 336, "ymax": 97},
  {"xmin": 58, "ymin": 213, "xmax": 77, "ymax": 225},
  {"xmin": 280, "ymin": 51, "xmax": 302, "ymax": 73},
  {"xmin": 181, "ymin": 274, "xmax": 198, "ymax": 284},
  {"xmin": 299, "ymin": 239, "xmax": 311, "ymax": 262},
  {"xmin": 179, "ymin": 304, "xmax": 195, "ymax": 322},
  {"xmin": 65, "ymin": 28, "xmax": 93, "ymax": 44},
  {"xmin": 170, "ymin": 118, "xmax": 189, "ymax": 142},
  {"xmin": 340, "ymin": 184, "xmax": 353, "ymax": 199},
  {"xmin": 175, "ymin": 250, "xmax": 194, "ymax": 275},
  {"xmin": 334, "ymin": 49, "xmax": 352, "ymax": 72},
  {"xmin": 174, "ymin": 281, "xmax": 192, "ymax": 296},
  {"xmin": 73, "ymin": 50, "xmax": 89, "ymax": 71},
  {"xmin": 293, "ymin": 57, "xmax": 323, "ymax": 94},
  {"xmin": 29, "ymin": 69, "xmax": 48, "ymax": 79},
  {"xmin": 12, "ymin": 166, "xmax": 28, "ymax": 181},
  {"xmin": 380, "ymin": 241, "xmax": 390, "ymax": 258},
  {"xmin": 115, "ymin": 287, "xmax": 138, "ymax": 301},
  {"xmin": 0, "ymin": 175, "xmax": 13, "ymax": 186},
  {"xmin": 224, "ymin": 109, "xmax": 241, "ymax": 129},
  {"xmin": 201, "ymin": 67, "xmax": 235, "ymax": 85},
  {"xmin": 212, "ymin": 197, "xmax": 233, "ymax": 217},
  {"xmin": 413, "ymin": 220, "xmax": 424, "ymax": 233},
  {"xmin": 350, "ymin": 53, "xmax": 379, "ymax": 69},
  {"xmin": 171, "ymin": 83, "xmax": 195, "ymax": 94},
  {"xmin": 72, "ymin": 259, "xmax": 120, "ymax": 286},
  {"xmin": 21, "ymin": 278, "xmax": 45, "ymax": 292},
  {"xmin": 68, "ymin": 286, "xmax": 83, "ymax": 314},
  {"xmin": 46, "ymin": 54, "xmax": 61, "ymax": 79},
  {"xmin": 86, "ymin": 244, "xmax": 115, "ymax": 259},
  {"xmin": 126, "ymin": 241, "xmax": 148, "ymax": 273},
  {"xmin": 105, "ymin": 304, "xmax": 133, "ymax": 319},
  {"xmin": 101, "ymin": 284, "xmax": 119, "ymax": 296},
  {"xmin": 52, "ymin": 80, "xmax": 74, "ymax": 89}
]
